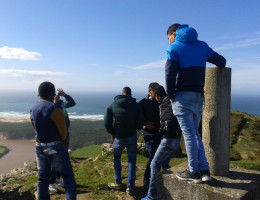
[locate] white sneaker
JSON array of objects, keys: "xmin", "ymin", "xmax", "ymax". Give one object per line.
[
  {"xmin": 49, "ymin": 184, "xmax": 58, "ymax": 193},
  {"xmin": 55, "ymin": 179, "xmax": 64, "ymax": 187}
]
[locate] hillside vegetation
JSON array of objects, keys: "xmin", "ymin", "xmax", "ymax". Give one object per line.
[
  {"xmin": 0, "ymin": 110, "xmax": 260, "ymax": 170},
  {"xmin": 230, "ymin": 110, "xmax": 260, "ymax": 170}
]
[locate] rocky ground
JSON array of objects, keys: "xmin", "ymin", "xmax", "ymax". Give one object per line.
[{"xmin": 0, "ymin": 143, "xmax": 149, "ymax": 200}]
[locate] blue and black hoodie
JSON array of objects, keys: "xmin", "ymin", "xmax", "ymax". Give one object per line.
[{"xmin": 165, "ymin": 24, "xmax": 226, "ymax": 99}]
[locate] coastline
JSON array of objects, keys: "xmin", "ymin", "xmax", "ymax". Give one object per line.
[
  {"xmin": 0, "ymin": 118, "xmax": 30, "ymax": 123},
  {"xmin": 0, "ymin": 117, "xmax": 103, "ymax": 123}
]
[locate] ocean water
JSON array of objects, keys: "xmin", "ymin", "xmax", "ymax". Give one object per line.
[{"xmin": 0, "ymin": 91, "xmax": 260, "ymax": 120}]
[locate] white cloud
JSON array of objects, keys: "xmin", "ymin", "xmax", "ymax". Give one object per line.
[
  {"xmin": 132, "ymin": 60, "xmax": 165, "ymax": 70},
  {"xmin": 214, "ymin": 37, "xmax": 260, "ymax": 51},
  {"xmin": 0, "ymin": 46, "xmax": 42, "ymax": 60},
  {"xmin": 0, "ymin": 69, "xmax": 67, "ymax": 77}
]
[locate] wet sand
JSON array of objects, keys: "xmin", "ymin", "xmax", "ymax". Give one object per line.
[{"xmin": 0, "ymin": 139, "xmax": 35, "ymax": 175}]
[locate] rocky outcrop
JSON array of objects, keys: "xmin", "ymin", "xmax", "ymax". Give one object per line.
[
  {"xmin": 101, "ymin": 142, "xmax": 146, "ymax": 155},
  {"xmin": 0, "ymin": 161, "xmax": 37, "ymax": 200}
]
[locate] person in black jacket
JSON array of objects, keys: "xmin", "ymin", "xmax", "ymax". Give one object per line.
[
  {"xmin": 142, "ymin": 85, "xmax": 181, "ymax": 200},
  {"xmin": 104, "ymin": 87, "xmax": 144, "ymax": 194},
  {"xmin": 139, "ymin": 82, "xmax": 161, "ymax": 187}
]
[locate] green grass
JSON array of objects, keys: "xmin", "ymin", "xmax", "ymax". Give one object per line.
[
  {"xmin": 229, "ymin": 111, "xmax": 260, "ymax": 170},
  {"xmin": 0, "ymin": 147, "xmax": 5, "ymax": 154},
  {"xmin": 6, "ymin": 175, "xmax": 37, "ymax": 198},
  {"xmin": 231, "ymin": 160, "xmax": 260, "ymax": 171},
  {"xmin": 73, "ymin": 151, "xmax": 149, "ymax": 199},
  {"xmin": 0, "ymin": 145, "xmax": 9, "ymax": 158},
  {"xmin": 71, "ymin": 145, "xmax": 102, "ymax": 159}
]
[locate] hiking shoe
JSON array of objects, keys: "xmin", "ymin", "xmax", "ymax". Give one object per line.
[
  {"xmin": 55, "ymin": 178, "xmax": 64, "ymax": 187},
  {"xmin": 108, "ymin": 181, "xmax": 122, "ymax": 189},
  {"xmin": 141, "ymin": 194, "xmax": 157, "ymax": 200},
  {"xmin": 126, "ymin": 187, "xmax": 134, "ymax": 195},
  {"xmin": 176, "ymin": 169, "xmax": 202, "ymax": 183},
  {"xmin": 49, "ymin": 184, "xmax": 58, "ymax": 193},
  {"xmin": 200, "ymin": 170, "xmax": 211, "ymax": 182}
]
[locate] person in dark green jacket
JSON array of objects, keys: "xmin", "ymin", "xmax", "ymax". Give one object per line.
[{"xmin": 104, "ymin": 87, "xmax": 144, "ymax": 195}]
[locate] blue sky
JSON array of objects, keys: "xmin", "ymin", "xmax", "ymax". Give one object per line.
[{"xmin": 0, "ymin": 0, "xmax": 260, "ymax": 95}]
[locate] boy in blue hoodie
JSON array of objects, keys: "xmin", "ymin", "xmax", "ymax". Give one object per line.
[{"xmin": 165, "ymin": 23, "xmax": 226, "ymax": 183}]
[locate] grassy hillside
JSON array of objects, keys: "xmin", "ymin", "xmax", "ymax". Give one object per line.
[
  {"xmin": 230, "ymin": 110, "xmax": 260, "ymax": 170},
  {"xmin": 5, "ymin": 146, "xmax": 187, "ymax": 200}
]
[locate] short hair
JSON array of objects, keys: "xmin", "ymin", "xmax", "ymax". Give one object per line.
[
  {"xmin": 167, "ymin": 23, "xmax": 180, "ymax": 35},
  {"xmin": 38, "ymin": 81, "xmax": 55, "ymax": 99},
  {"xmin": 148, "ymin": 82, "xmax": 159, "ymax": 91},
  {"xmin": 122, "ymin": 87, "xmax": 132, "ymax": 96},
  {"xmin": 153, "ymin": 85, "xmax": 166, "ymax": 98}
]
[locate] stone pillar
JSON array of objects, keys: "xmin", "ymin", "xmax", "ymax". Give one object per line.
[{"xmin": 202, "ymin": 67, "xmax": 231, "ymax": 176}]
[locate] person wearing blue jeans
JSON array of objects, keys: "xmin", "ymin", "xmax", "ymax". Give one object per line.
[
  {"xmin": 49, "ymin": 89, "xmax": 76, "ymax": 193},
  {"xmin": 142, "ymin": 85, "xmax": 181, "ymax": 200},
  {"xmin": 113, "ymin": 135, "xmax": 137, "ymax": 189},
  {"xmin": 104, "ymin": 87, "xmax": 144, "ymax": 194},
  {"xmin": 139, "ymin": 82, "xmax": 161, "ymax": 187},
  {"xmin": 142, "ymin": 133, "xmax": 162, "ymax": 186},
  {"xmin": 30, "ymin": 81, "xmax": 76, "ymax": 200},
  {"xmin": 36, "ymin": 142, "xmax": 76, "ymax": 200},
  {"xmin": 165, "ymin": 23, "xmax": 226, "ymax": 182}
]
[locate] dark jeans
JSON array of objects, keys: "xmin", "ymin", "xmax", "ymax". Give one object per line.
[
  {"xmin": 142, "ymin": 133, "xmax": 162, "ymax": 182},
  {"xmin": 36, "ymin": 142, "xmax": 76, "ymax": 200}
]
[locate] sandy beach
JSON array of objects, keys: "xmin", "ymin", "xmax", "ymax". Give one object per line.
[{"xmin": 0, "ymin": 118, "xmax": 30, "ymax": 123}]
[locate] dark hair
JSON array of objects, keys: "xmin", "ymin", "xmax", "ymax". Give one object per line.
[
  {"xmin": 148, "ymin": 82, "xmax": 159, "ymax": 91},
  {"xmin": 167, "ymin": 23, "xmax": 180, "ymax": 35},
  {"xmin": 38, "ymin": 81, "xmax": 55, "ymax": 99},
  {"xmin": 122, "ymin": 87, "xmax": 132, "ymax": 96},
  {"xmin": 153, "ymin": 85, "xmax": 166, "ymax": 98}
]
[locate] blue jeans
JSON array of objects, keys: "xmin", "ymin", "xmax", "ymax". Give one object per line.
[
  {"xmin": 113, "ymin": 135, "xmax": 137, "ymax": 189},
  {"xmin": 142, "ymin": 133, "xmax": 162, "ymax": 182},
  {"xmin": 36, "ymin": 142, "xmax": 76, "ymax": 200},
  {"xmin": 50, "ymin": 131, "xmax": 70, "ymax": 184},
  {"xmin": 148, "ymin": 138, "xmax": 180, "ymax": 198},
  {"xmin": 172, "ymin": 92, "xmax": 209, "ymax": 173}
]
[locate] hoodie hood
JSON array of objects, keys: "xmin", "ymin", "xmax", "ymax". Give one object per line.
[
  {"xmin": 175, "ymin": 24, "xmax": 198, "ymax": 44},
  {"xmin": 114, "ymin": 95, "xmax": 136, "ymax": 108}
]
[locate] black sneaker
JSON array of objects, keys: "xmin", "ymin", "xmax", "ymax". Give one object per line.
[
  {"xmin": 200, "ymin": 170, "xmax": 211, "ymax": 182},
  {"xmin": 176, "ymin": 169, "xmax": 201, "ymax": 183}
]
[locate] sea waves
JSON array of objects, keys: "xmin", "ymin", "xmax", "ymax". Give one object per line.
[{"xmin": 0, "ymin": 111, "xmax": 104, "ymax": 121}]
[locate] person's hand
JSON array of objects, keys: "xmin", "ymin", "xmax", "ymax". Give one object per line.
[
  {"xmin": 111, "ymin": 135, "xmax": 115, "ymax": 142},
  {"xmin": 145, "ymin": 122, "xmax": 156, "ymax": 130},
  {"xmin": 53, "ymin": 95, "xmax": 60, "ymax": 103},
  {"xmin": 170, "ymin": 98, "xmax": 174, "ymax": 103},
  {"xmin": 57, "ymin": 88, "xmax": 66, "ymax": 97}
]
